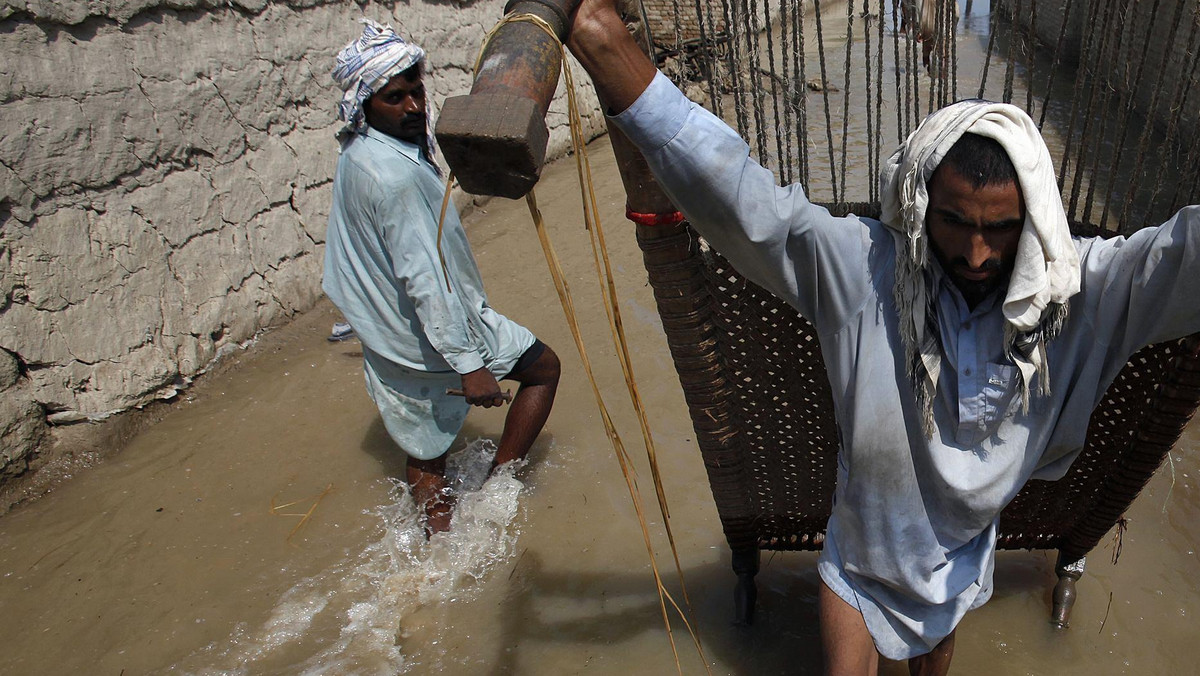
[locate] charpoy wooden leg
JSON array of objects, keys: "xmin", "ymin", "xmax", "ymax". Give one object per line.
[
  {"xmin": 732, "ymin": 546, "xmax": 761, "ymax": 626},
  {"xmin": 1051, "ymin": 553, "xmax": 1086, "ymax": 628}
]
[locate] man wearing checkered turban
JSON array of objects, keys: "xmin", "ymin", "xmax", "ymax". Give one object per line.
[{"xmin": 323, "ymin": 19, "xmax": 561, "ymax": 536}]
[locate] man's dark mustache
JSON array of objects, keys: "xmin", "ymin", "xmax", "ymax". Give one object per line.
[
  {"xmin": 949, "ymin": 257, "xmax": 1002, "ymax": 272},
  {"xmin": 401, "ymin": 113, "xmax": 426, "ymax": 126}
]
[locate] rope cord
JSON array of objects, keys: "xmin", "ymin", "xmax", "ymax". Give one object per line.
[
  {"xmin": 1037, "ymin": 0, "xmax": 1077, "ymax": 130},
  {"xmin": 1088, "ymin": 0, "xmax": 1142, "ymax": 227},
  {"xmin": 812, "ymin": 0, "xmax": 840, "ymax": 201},
  {"xmin": 745, "ymin": 0, "xmax": 771, "ymax": 164},
  {"xmin": 949, "ymin": 0, "xmax": 957, "ymax": 101},
  {"xmin": 777, "ymin": 0, "xmax": 795, "ymax": 184},
  {"xmin": 435, "ymin": 173, "xmax": 457, "ymax": 292},
  {"xmin": 862, "ymin": 0, "xmax": 875, "ymax": 203},
  {"xmin": 761, "ymin": 0, "xmax": 786, "ymax": 181},
  {"xmin": 1117, "ymin": 0, "xmax": 1183, "ymax": 230},
  {"xmin": 1078, "ymin": 0, "xmax": 1127, "ymax": 226},
  {"xmin": 909, "ymin": 3, "xmax": 920, "ymax": 122},
  {"xmin": 1149, "ymin": 7, "xmax": 1200, "ymax": 212},
  {"xmin": 1025, "ymin": 0, "xmax": 1036, "ymax": 113},
  {"xmin": 1002, "ymin": 0, "xmax": 1019, "ymax": 103},
  {"xmin": 935, "ymin": 0, "xmax": 946, "ymax": 107},
  {"xmin": 839, "ymin": 0, "xmax": 855, "ymax": 203},
  {"xmin": 635, "ymin": 0, "xmax": 661, "ymax": 64},
  {"xmin": 876, "ymin": 0, "xmax": 885, "ymax": 203},
  {"xmin": 797, "ymin": 0, "xmax": 811, "ymax": 185},
  {"xmin": 1067, "ymin": 0, "xmax": 1118, "ymax": 222},
  {"xmin": 977, "ymin": 0, "xmax": 997, "ymax": 98},
  {"xmin": 892, "ymin": 0, "xmax": 905, "ymax": 143},
  {"xmin": 1165, "ymin": 8, "xmax": 1200, "ymax": 211},
  {"xmin": 1058, "ymin": 0, "xmax": 1103, "ymax": 198},
  {"xmin": 720, "ymin": 0, "xmax": 749, "ymax": 139},
  {"xmin": 926, "ymin": 1, "xmax": 936, "ymax": 113},
  {"xmin": 443, "ymin": 12, "xmax": 711, "ymax": 673},
  {"xmin": 697, "ymin": 0, "xmax": 722, "ymax": 115}
]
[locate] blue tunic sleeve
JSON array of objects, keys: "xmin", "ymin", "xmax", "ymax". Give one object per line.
[{"xmin": 610, "ymin": 72, "xmax": 875, "ymax": 336}]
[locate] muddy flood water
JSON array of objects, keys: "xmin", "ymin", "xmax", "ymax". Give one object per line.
[{"xmin": 3, "ymin": 5, "xmax": 1200, "ymax": 675}]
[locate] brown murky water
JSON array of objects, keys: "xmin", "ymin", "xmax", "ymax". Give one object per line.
[{"xmin": 2, "ymin": 4, "xmax": 1199, "ymax": 674}]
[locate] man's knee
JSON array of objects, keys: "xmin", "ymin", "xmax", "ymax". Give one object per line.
[{"xmin": 512, "ymin": 343, "xmax": 560, "ymax": 387}]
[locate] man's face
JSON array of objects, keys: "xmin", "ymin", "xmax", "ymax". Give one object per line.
[
  {"xmin": 364, "ymin": 69, "xmax": 427, "ymax": 144},
  {"xmin": 925, "ymin": 164, "xmax": 1025, "ymax": 308}
]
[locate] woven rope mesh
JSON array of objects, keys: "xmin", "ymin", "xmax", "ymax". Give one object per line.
[{"xmin": 632, "ymin": 0, "xmax": 1200, "ymax": 554}]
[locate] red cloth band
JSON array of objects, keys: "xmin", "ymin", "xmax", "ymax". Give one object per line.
[{"xmin": 625, "ymin": 208, "xmax": 685, "ymax": 226}]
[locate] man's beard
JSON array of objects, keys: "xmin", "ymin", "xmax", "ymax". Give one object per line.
[
  {"xmin": 396, "ymin": 112, "xmax": 427, "ymax": 144},
  {"xmin": 947, "ymin": 256, "xmax": 1007, "ymax": 307}
]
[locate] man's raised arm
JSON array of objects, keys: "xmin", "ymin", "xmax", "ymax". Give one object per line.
[{"xmin": 566, "ymin": 0, "xmax": 657, "ymax": 113}]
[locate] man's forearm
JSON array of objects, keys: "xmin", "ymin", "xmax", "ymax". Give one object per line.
[{"xmin": 566, "ymin": 0, "xmax": 657, "ymax": 114}]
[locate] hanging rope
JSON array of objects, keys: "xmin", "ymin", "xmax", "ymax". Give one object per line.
[
  {"xmin": 812, "ymin": 0, "xmax": 840, "ymax": 201},
  {"xmin": 1037, "ymin": 0, "xmax": 1077, "ymax": 129},
  {"xmin": 1083, "ymin": 0, "xmax": 1136, "ymax": 226},
  {"xmin": 838, "ymin": 0, "xmax": 855, "ymax": 203},
  {"xmin": 875, "ymin": 0, "xmax": 885, "ymax": 203},
  {"xmin": 977, "ymin": 0, "xmax": 997, "ymax": 98},
  {"xmin": 797, "ymin": 0, "xmax": 810, "ymax": 186},
  {"xmin": 777, "ymin": 0, "xmax": 795, "ymax": 184},
  {"xmin": 1058, "ymin": 0, "xmax": 1103, "ymax": 197},
  {"xmin": 437, "ymin": 13, "xmax": 713, "ymax": 674},
  {"xmin": 1001, "ymin": 0, "xmax": 1019, "ymax": 103},
  {"xmin": 1116, "ymin": 0, "xmax": 1184, "ymax": 230},
  {"xmin": 1164, "ymin": 8, "xmax": 1200, "ymax": 212},
  {"xmin": 892, "ymin": 0, "xmax": 906, "ymax": 142},
  {"xmin": 1022, "ymin": 0, "xmax": 1035, "ymax": 112},
  {"xmin": 761, "ymin": 0, "xmax": 787, "ymax": 180},
  {"xmin": 745, "ymin": 0, "xmax": 771, "ymax": 164},
  {"xmin": 863, "ymin": 0, "xmax": 875, "ymax": 203},
  {"xmin": 1067, "ymin": 0, "xmax": 1119, "ymax": 222}
]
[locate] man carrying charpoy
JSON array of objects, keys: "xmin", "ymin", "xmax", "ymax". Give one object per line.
[
  {"xmin": 323, "ymin": 20, "xmax": 560, "ymax": 536},
  {"xmin": 565, "ymin": 1, "xmax": 1200, "ymax": 673}
]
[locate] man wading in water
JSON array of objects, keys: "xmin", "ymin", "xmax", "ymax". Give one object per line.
[
  {"xmin": 324, "ymin": 20, "xmax": 560, "ymax": 536},
  {"xmin": 566, "ymin": 1, "xmax": 1200, "ymax": 672}
]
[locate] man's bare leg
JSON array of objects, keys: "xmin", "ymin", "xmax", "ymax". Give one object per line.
[
  {"xmin": 406, "ymin": 454, "xmax": 453, "ymax": 536},
  {"xmin": 493, "ymin": 346, "xmax": 560, "ymax": 469},
  {"xmin": 820, "ymin": 580, "xmax": 880, "ymax": 676},
  {"xmin": 908, "ymin": 631, "xmax": 955, "ymax": 676}
]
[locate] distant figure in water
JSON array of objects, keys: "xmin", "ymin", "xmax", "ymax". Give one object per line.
[{"xmin": 323, "ymin": 20, "xmax": 560, "ymax": 536}]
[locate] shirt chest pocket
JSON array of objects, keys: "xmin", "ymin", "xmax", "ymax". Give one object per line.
[
  {"xmin": 981, "ymin": 362, "xmax": 1018, "ymax": 424},
  {"xmin": 955, "ymin": 362, "xmax": 1020, "ymax": 446}
]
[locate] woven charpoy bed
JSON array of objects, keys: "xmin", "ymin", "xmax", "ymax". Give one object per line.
[
  {"xmin": 631, "ymin": 204, "xmax": 1200, "ymax": 626},
  {"xmin": 605, "ymin": 0, "xmax": 1200, "ymax": 627}
]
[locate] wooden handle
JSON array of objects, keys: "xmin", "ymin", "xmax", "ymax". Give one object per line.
[{"xmin": 444, "ymin": 387, "xmax": 514, "ymax": 403}]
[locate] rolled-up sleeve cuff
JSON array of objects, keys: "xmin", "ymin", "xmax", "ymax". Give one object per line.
[
  {"xmin": 444, "ymin": 352, "xmax": 486, "ymax": 375},
  {"xmin": 609, "ymin": 71, "xmax": 693, "ymax": 151}
]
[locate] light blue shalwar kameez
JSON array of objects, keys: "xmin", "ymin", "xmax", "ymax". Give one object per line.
[
  {"xmin": 612, "ymin": 72, "xmax": 1200, "ymax": 658},
  {"xmin": 323, "ymin": 127, "xmax": 534, "ymax": 460}
]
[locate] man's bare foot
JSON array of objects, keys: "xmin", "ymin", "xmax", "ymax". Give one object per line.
[
  {"xmin": 423, "ymin": 494, "xmax": 454, "ymax": 537},
  {"xmin": 407, "ymin": 455, "xmax": 453, "ymax": 538}
]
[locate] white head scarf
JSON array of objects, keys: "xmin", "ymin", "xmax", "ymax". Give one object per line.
[
  {"xmin": 332, "ymin": 19, "xmax": 435, "ymax": 158},
  {"xmin": 879, "ymin": 100, "xmax": 1082, "ymax": 434}
]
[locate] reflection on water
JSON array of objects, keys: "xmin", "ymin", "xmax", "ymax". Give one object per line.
[{"xmin": 168, "ymin": 440, "xmax": 525, "ymax": 675}]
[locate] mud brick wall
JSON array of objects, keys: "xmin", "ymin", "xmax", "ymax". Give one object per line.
[
  {"xmin": 0, "ymin": 0, "xmax": 604, "ymax": 479},
  {"xmin": 639, "ymin": 0, "xmax": 716, "ymax": 43}
]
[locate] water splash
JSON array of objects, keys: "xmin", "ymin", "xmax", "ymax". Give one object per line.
[{"xmin": 171, "ymin": 439, "xmax": 524, "ymax": 675}]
